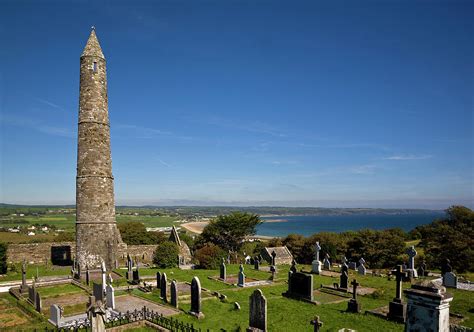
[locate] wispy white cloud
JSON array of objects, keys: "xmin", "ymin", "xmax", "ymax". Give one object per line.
[
  {"xmin": 0, "ymin": 114, "xmax": 74, "ymax": 138},
  {"xmin": 349, "ymin": 164, "xmax": 377, "ymax": 175},
  {"xmin": 115, "ymin": 124, "xmax": 194, "ymax": 140},
  {"xmin": 299, "ymin": 142, "xmax": 388, "ymax": 150},
  {"xmin": 157, "ymin": 158, "xmax": 172, "ymax": 168},
  {"xmin": 384, "ymin": 154, "xmax": 432, "ymax": 161},
  {"xmin": 35, "ymin": 98, "xmax": 66, "ymax": 112}
]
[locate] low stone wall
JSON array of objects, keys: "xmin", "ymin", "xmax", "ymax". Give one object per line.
[
  {"xmin": 451, "ymin": 325, "xmax": 474, "ymax": 332},
  {"xmin": 7, "ymin": 242, "xmax": 158, "ymax": 265}
]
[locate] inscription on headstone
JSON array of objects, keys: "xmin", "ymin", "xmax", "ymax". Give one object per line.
[
  {"xmin": 248, "ymin": 289, "xmax": 267, "ymax": 331},
  {"xmin": 284, "ymin": 271, "xmax": 314, "ymax": 302}
]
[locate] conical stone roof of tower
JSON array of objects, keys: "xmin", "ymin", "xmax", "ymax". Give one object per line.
[{"xmin": 81, "ymin": 28, "xmax": 105, "ymax": 59}]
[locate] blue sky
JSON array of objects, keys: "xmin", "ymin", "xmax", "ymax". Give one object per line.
[{"xmin": 0, "ymin": 1, "xmax": 472, "ymax": 209}]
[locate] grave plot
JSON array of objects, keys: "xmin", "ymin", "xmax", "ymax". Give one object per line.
[
  {"xmin": 38, "ymin": 283, "xmax": 90, "ymax": 317},
  {"xmin": 114, "ymin": 294, "xmax": 180, "ymax": 316},
  {"xmin": 0, "ymin": 296, "xmax": 29, "ymax": 328}
]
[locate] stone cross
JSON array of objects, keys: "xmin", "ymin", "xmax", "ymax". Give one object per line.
[
  {"xmin": 406, "ymin": 246, "xmax": 417, "ymax": 270},
  {"xmin": 238, "ymin": 264, "xmax": 246, "ymax": 287},
  {"xmin": 351, "ymin": 279, "xmax": 360, "ymax": 300},
  {"xmin": 170, "ymin": 280, "xmax": 178, "ymax": 308},
  {"xmin": 220, "ymin": 258, "xmax": 226, "ymax": 281},
  {"xmin": 314, "ymin": 242, "xmax": 321, "ymax": 261},
  {"xmin": 190, "ymin": 276, "xmax": 204, "ymax": 318},
  {"xmin": 271, "ymin": 251, "xmax": 277, "ymax": 266},
  {"xmin": 310, "ymin": 315, "xmax": 323, "ymax": 332},
  {"xmin": 248, "ymin": 289, "xmax": 267, "ymax": 331},
  {"xmin": 160, "ymin": 272, "xmax": 167, "ymax": 302},
  {"xmin": 392, "ymin": 265, "xmax": 407, "ymax": 300}
]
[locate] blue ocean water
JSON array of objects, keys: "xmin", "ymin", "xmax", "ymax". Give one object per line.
[{"xmin": 256, "ymin": 213, "xmax": 444, "ymax": 237}]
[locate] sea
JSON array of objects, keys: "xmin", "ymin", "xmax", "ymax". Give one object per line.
[{"xmin": 256, "ymin": 212, "xmax": 444, "ymax": 237}]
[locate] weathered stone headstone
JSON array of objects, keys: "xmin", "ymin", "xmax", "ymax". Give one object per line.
[
  {"xmin": 310, "ymin": 316, "xmax": 323, "ymax": 332},
  {"xmin": 404, "ymin": 281, "xmax": 453, "ymax": 332},
  {"xmin": 28, "ymin": 284, "xmax": 35, "ymax": 304},
  {"xmin": 443, "ymin": 271, "xmax": 458, "ymax": 288},
  {"xmin": 49, "ymin": 304, "xmax": 61, "ymax": 326},
  {"xmin": 156, "ymin": 271, "xmax": 161, "ymax": 288},
  {"xmin": 284, "ymin": 271, "xmax": 314, "ymax": 302},
  {"xmin": 405, "ymin": 246, "xmax": 418, "ymax": 278},
  {"xmin": 20, "ymin": 259, "xmax": 27, "ymax": 293},
  {"xmin": 388, "ymin": 265, "xmax": 407, "ymax": 323},
  {"xmin": 311, "ymin": 242, "xmax": 322, "ymax": 274},
  {"xmin": 87, "ymin": 295, "xmax": 106, "ymax": 332},
  {"xmin": 35, "ymin": 291, "xmax": 42, "ymax": 313},
  {"xmin": 254, "ymin": 257, "xmax": 260, "ymax": 271},
  {"xmin": 189, "ymin": 276, "xmax": 204, "ymax": 318},
  {"xmin": 85, "ymin": 266, "xmax": 90, "ymax": 286},
  {"xmin": 357, "ymin": 263, "xmax": 366, "ymax": 276},
  {"xmin": 248, "ymin": 289, "xmax": 267, "ymax": 331},
  {"xmin": 359, "ymin": 257, "xmax": 366, "ymax": 266},
  {"xmin": 160, "ymin": 272, "xmax": 168, "ymax": 302},
  {"xmin": 347, "ymin": 279, "xmax": 361, "ymax": 313},
  {"xmin": 340, "ymin": 270, "xmax": 348, "ymax": 290},
  {"xmin": 238, "ymin": 264, "xmax": 246, "ymax": 287},
  {"xmin": 348, "ymin": 262, "xmax": 357, "ymax": 270},
  {"xmin": 170, "ymin": 280, "xmax": 178, "ymax": 308},
  {"xmin": 106, "ymin": 284, "xmax": 115, "ymax": 309},
  {"xmin": 323, "ymin": 253, "xmax": 331, "ymax": 270},
  {"xmin": 220, "ymin": 258, "xmax": 226, "ymax": 281},
  {"xmin": 93, "ymin": 282, "xmax": 104, "ymax": 303}
]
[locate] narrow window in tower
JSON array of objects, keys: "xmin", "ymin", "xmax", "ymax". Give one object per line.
[{"xmin": 93, "ymin": 62, "xmax": 97, "ymax": 72}]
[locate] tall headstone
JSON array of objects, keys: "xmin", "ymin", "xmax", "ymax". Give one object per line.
[
  {"xmin": 170, "ymin": 280, "xmax": 178, "ymax": 308},
  {"xmin": 101, "ymin": 261, "xmax": 107, "ymax": 292},
  {"xmin": 271, "ymin": 251, "xmax": 277, "ymax": 266},
  {"xmin": 220, "ymin": 258, "xmax": 226, "ymax": 281},
  {"xmin": 311, "ymin": 242, "xmax": 321, "ymax": 274},
  {"xmin": 388, "ymin": 265, "xmax": 407, "ymax": 323},
  {"xmin": 85, "ymin": 266, "xmax": 90, "ymax": 286},
  {"xmin": 93, "ymin": 282, "xmax": 104, "ymax": 303},
  {"xmin": 357, "ymin": 263, "xmax": 366, "ymax": 276},
  {"xmin": 189, "ymin": 276, "xmax": 204, "ymax": 319},
  {"xmin": 254, "ymin": 257, "xmax": 260, "ymax": 271},
  {"xmin": 20, "ymin": 259, "xmax": 27, "ymax": 293},
  {"xmin": 87, "ymin": 295, "xmax": 106, "ymax": 332},
  {"xmin": 340, "ymin": 268, "xmax": 348, "ymax": 290},
  {"xmin": 248, "ymin": 289, "xmax": 267, "ymax": 332},
  {"xmin": 417, "ymin": 260, "xmax": 427, "ymax": 277},
  {"xmin": 35, "ymin": 291, "xmax": 42, "ymax": 313},
  {"xmin": 347, "ymin": 279, "xmax": 361, "ymax": 313},
  {"xmin": 238, "ymin": 264, "xmax": 246, "ymax": 287},
  {"xmin": 405, "ymin": 246, "xmax": 418, "ymax": 278},
  {"xmin": 404, "ymin": 282, "xmax": 453, "ymax": 332},
  {"xmin": 160, "ymin": 272, "xmax": 168, "ymax": 302},
  {"xmin": 156, "ymin": 271, "xmax": 161, "ymax": 289},
  {"xmin": 49, "ymin": 304, "xmax": 61, "ymax": 326},
  {"xmin": 105, "ymin": 284, "xmax": 115, "ymax": 309},
  {"xmin": 75, "ymin": 27, "xmax": 122, "ymax": 271}
]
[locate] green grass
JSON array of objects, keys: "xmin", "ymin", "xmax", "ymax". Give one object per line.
[
  {"xmin": 37, "ymin": 283, "xmax": 84, "ymax": 298},
  {"xmin": 0, "ymin": 231, "xmax": 57, "ymax": 244},
  {"xmin": 0, "ymin": 263, "xmax": 71, "ymax": 282}
]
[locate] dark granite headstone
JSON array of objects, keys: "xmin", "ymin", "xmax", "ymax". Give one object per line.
[
  {"xmin": 35, "ymin": 291, "xmax": 42, "ymax": 313},
  {"xmin": 189, "ymin": 276, "xmax": 204, "ymax": 318},
  {"xmin": 93, "ymin": 283, "xmax": 104, "ymax": 303},
  {"xmin": 156, "ymin": 271, "xmax": 161, "ymax": 289},
  {"xmin": 160, "ymin": 272, "xmax": 167, "ymax": 302},
  {"xmin": 290, "ymin": 259, "xmax": 297, "ymax": 273},
  {"xmin": 132, "ymin": 269, "xmax": 140, "ymax": 284},
  {"xmin": 340, "ymin": 270, "xmax": 348, "ymax": 290},
  {"xmin": 248, "ymin": 289, "xmax": 267, "ymax": 331},
  {"xmin": 284, "ymin": 271, "xmax": 314, "ymax": 302},
  {"xmin": 271, "ymin": 251, "xmax": 277, "ymax": 266},
  {"xmin": 170, "ymin": 280, "xmax": 178, "ymax": 308},
  {"xmin": 220, "ymin": 258, "xmax": 226, "ymax": 280},
  {"xmin": 254, "ymin": 258, "xmax": 260, "ymax": 271}
]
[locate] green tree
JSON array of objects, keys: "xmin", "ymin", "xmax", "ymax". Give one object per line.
[
  {"xmin": 0, "ymin": 242, "xmax": 7, "ymax": 274},
  {"xmin": 153, "ymin": 241, "xmax": 179, "ymax": 268},
  {"xmin": 416, "ymin": 206, "xmax": 474, "ymax": 272},
  {"xmin": 197, "ymin": 212, "xmax": 262, "ymax": 251},
  {"xmin": 118, "ymin": 222, "xmax": 166, "ymax": 245},
  {"xmin": 194, "ymin": 244, "xmax": 226, "ymax": 269}
]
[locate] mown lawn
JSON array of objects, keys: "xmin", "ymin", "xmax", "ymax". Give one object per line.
[{"xmin": 0, "ymin": 263, "xmax": 71, "ymax": 283}]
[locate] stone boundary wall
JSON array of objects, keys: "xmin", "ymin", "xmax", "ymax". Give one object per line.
[{"xmin": 7, "ymin": 242, "xmax": 158, "ymax": 265}]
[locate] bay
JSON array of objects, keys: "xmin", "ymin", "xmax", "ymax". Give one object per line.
[{"xmin": 257, "ymin": 212, "xmax": 444, "ymax": 237}]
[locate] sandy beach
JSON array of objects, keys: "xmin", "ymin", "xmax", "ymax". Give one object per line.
[{"xmin": 181, "ymin": 221, "xmax": 208, "ymax": 234}]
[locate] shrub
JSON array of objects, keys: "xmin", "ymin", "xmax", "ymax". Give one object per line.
[
  {"xmin": 194, "ymin": 244, "xmax": 226, "ymax": 269},
  {"xmin": 153, "ymin": 241, "xmax": 179, "ymax": 268}
]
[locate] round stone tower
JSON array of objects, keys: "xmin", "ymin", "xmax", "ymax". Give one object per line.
[{"xmin": 76, "ymin": 28, "xmax": 123, "ymax": 270}]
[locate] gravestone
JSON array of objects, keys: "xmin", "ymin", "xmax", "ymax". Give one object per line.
[
  {"xmin": 340, "ymin": 270, "xmax": 348, "ymax": 290},
  {"xmin": 156, "ymin": 271, "xmax": 161, "ymax": 289},
  {"xmin": 341, "ymin": 256, "xmax": 348, "ymax": 265},
  {"xmin": 270, "ymin": 265, "xmax": 276, "ymax": 281},
  {"xmin": 348, "ymin": 262, "xmax": 357, "ymax": 270},
  {"xmin": 35, "ymin": 291, "xmax": 42, "ymax": 312},
  {"xmin": 347, "ymin": 279, "xmax": 361, "ymax": 313},
  {"xmin": 359, "ymin": 257, "xmax": 366, "ymax": 266},
  {"xmin": 311, "ymin": 242, "xmax": 322, "ymax": 274},
  {"xmin": 284, "ymin": 271, "xmax": 314, "ymax": 302},
  {"xmin": 20, "ymin": 259, "xmax": 27, "ymax": 293},
  {"xmin": 248, "ymin": 289, "xmax": 267, "ymax": 332},
  {"xmin": 190, "ymin": 276, "xmax": 204, "ymax": 318},
  {"xmin": 310, "ymin": 316, "xmax": 323, "ymax": 332},
  {"xmin": 443, "ymin": 271, "xmax": 458, "ymax": 288},
  {"xmin": 404, "ymin": 281, "xmax": 453, "ymax": 332},
  {"xmin": 220, "ymin": 258, "xmax": 226, "ymax": 281},
  {"xmin": 28, "ymin": 284, "xmax": 35, "ymax": 304},
  {"xmin": 170, "ymin": 280, "xmax": 178, "ymax": 308},
  {"xmin": 441, "ymin": 259, "xmax": 452, "ymax": 276},
  {"xmin": 85, "ymin": 267, "xmax": 90, "ymax": 286},
  {"xmin": 405, "ymin": 246, "xmax": 418, "ymax": 278},
  {"xmin": 388, "ymin": 265, "xmax": 407, "ymax": 323},
  {"xmin": 160, "ymin": 272, "xmax": 168, "ymax": 302},
  {"xmin": 254, "ymin": 257, "xmax": 260, "ymax": 271},
  {"xmin": 238, "ymin": 264, "xmax": 246, "ymax": 287},
  {"xmin": 93, "ymin": 283, "xmax": 104, "ymax": 303},
  {"xmin": 357, "ymin": 263, "xmax": 366, "ymax": 276},
  {"xmin": 49, "ymin": 304, "xmax": 61, "ymax": 326},
  {"xmin": 290, "ymin": 259, "xmax": 297, "ymax": 273},
  {"xmin": 87, "ymin": 295, "xmax": 106, "ymax": 332},
  {"xmin": 132, "ymin": 269, "xmax": 140, "ymax": 284},
  {"xmin": 101, "ymin": 261, "xmax": 107, "ymax": 292},
  {"xmin": 106, "ymin": 284, "xmax": 115, "ymax": 309},
  {"xmin": 271, "ymin": 251, "xmax": 277, "ymax": 266},
  {"xmin": 323, "ymin": 253, "xmax": 331, "ymax": 270}
]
